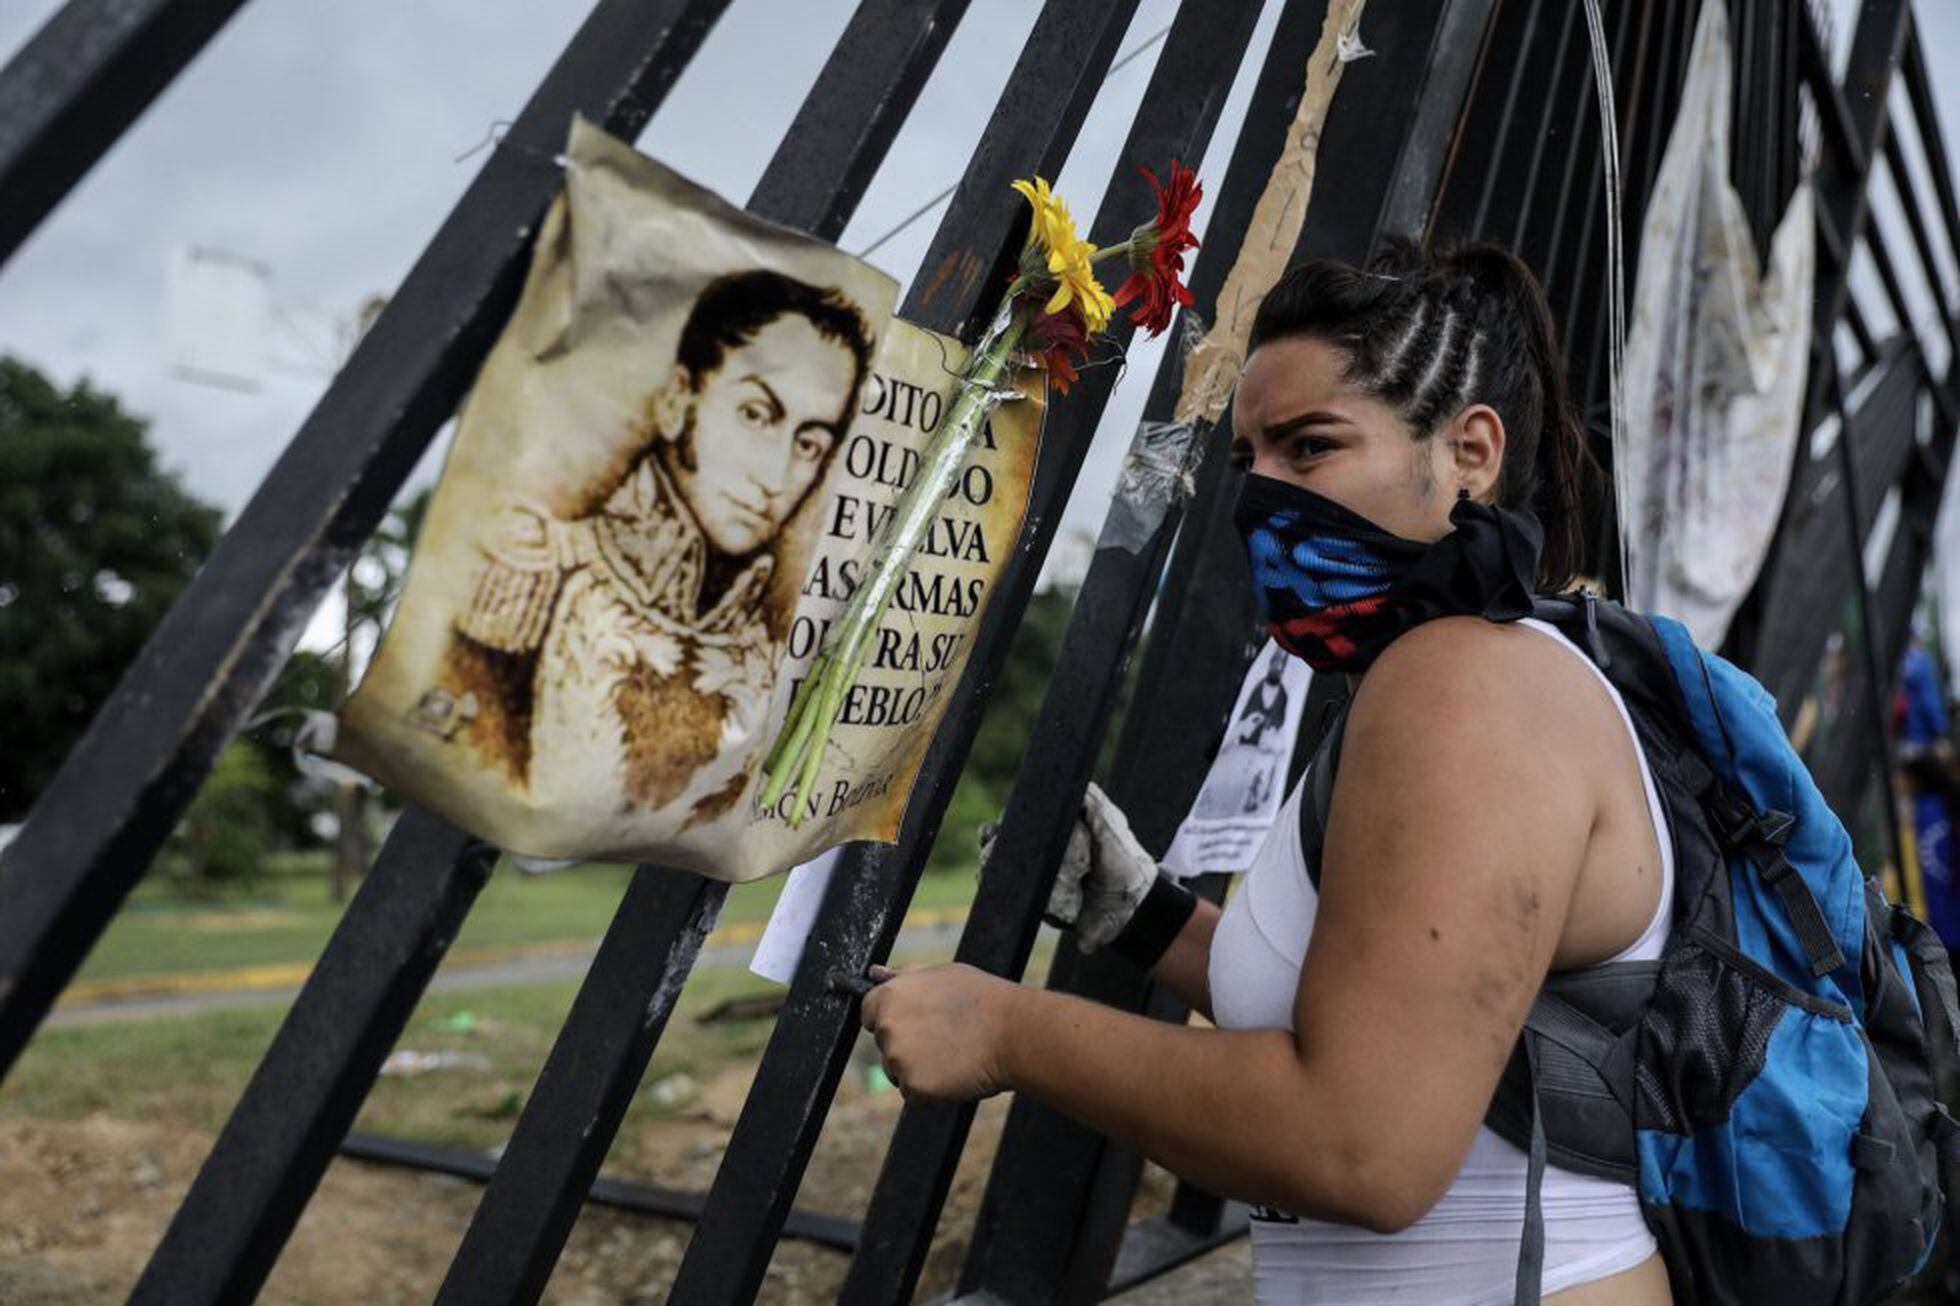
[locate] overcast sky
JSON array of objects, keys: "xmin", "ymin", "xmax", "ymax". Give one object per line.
[
  {"xmin": 4, "ymin": 0, "xmax": 1959, "ymax": 648},
  {"xmin": 0, "ymin": 0, "xmax": 1256, "ymax": 608}
]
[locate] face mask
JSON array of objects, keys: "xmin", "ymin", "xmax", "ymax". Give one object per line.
[{"xmin": 1233, "ymin": 473, "xmax": 1544, "ymax": 673}]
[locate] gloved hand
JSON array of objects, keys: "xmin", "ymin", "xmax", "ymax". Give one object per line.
[{"xmin": 981, "ymin": 783, "xmax": 1160, "ymax": 954}]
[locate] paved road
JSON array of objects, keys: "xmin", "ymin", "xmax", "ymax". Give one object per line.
[{"xmin": 47, "ymin": 916, "xmax": 972, "ymax": 1028}]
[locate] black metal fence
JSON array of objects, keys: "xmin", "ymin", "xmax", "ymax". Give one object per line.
[{"xmin": 2, "ymin": 0, "xmax": 1956, "ymax": 1302}]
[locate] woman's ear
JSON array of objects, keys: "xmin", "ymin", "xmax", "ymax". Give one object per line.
[{"xmin": 1449, "ymin": 404, "xmax": 1506, "ymax": 502}]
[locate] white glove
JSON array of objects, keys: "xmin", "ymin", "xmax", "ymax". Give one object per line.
[{"xmin": 983, "ymin": 783, "xmax": 1159, "ymax": 954}]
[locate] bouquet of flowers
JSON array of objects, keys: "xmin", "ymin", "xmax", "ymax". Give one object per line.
[{"xmin": 762, "ymin": 164, "xmax": 1202, "ymax": 824}]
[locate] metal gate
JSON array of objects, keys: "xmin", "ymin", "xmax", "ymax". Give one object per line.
[{"xmin": 3, "ymin": 1, "xmax": 1957, "ymax": 1301}]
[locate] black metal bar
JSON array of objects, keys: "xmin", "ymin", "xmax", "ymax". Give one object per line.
[
  {"xmin": 1101, "ymin": 1204, "xmax": 1252, "ymax": 1299},
  {"xmin": 1373, "ymin": 0, "xmax": 1503, "ymax": 246},
  {"xmin": 1727, "ymin": 0, "xmax": 1909, "ymax": 674},
  {"xmin": 1546, "ymin": 0, "xmax": 1637, "ymax": 366},
  {"xmin": 434, "ymin": 871, "xmax": 726, "ymax": 1306},
  {"xmin": 1883, "ymin": 130, "xmax": 1960, "ymax": 382},
  {"xmin": 956, "ymin": 5, "xmax": 1499, "ymax": 1301},
  {"xmin": 1750, "ymin": 338, "xmax": 1921, "ymax": 712},
  {"xmin": 1550, "ymin": 0, "xmax": 1640, "ymax": 437},
  {"xmin": 0, "ymin": 0, "xmax": 732, "ymax": 1085},
  {"xmin": 1815, "ymin": 312, "xmax": 1960, "ymax": 826},
  {"xmin": 662, "ymin": 4, "xmax": 1299, "ymax": 1301},
  {"xmin": 1428, "ymin": 0, "xmax": 1549, "ymax": 241},
  {"xmin": 833, "ymin": 5, "xmax": 1302, "ymax": 1292},
  {"xmin": 426, "ymin": 4, "xmax": 977, "ymax": 1301},
  {"xmin": 745, "ymin": 0, "xmax": 972, "ymax": 242},
  {"xmin": 1901, "ymin": 24, "xmax": 1960, "ymax": 260},
  {"xmin": 1512, "ymin": 0, "xmax": 1594, "ymax": 269},
  {"xmin": 1506, "ymin": 0, "xmax": 1584, "ymax": 254},
  {"xmin": 1578, "ymin": 0, "xmax": 1689, "ymax": 507},
  {"xmin": 0, "ymin": 0, "xmax": 251, "ymax": 269},
  {"xmin": 341, "ymin": 1131, "xmax": 863, "ymax": 1252},
  {"xmin": 129, "ymin": 808, "xmax": 498, "ymax": 1304},
  {"xmin": 1823, "ymin": 362, "xmax": 1908, "ymax": 873}
]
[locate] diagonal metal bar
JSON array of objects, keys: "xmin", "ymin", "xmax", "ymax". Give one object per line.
[
  {"xmin": 0, "ymin": 0, "xmax": 732, "ymax": 1084},
  {"xmin": 661, "ymin": 3, "xmax": 1165, "ymax": 1299},
  {"xmin": 129, "ymin": 807, "xmax": 498, "ymax": 1305},
  {"xmin": 956, "ymin": 4, "xmax": 1500, "ymax": 1301},
  {"xmin": 1726, "ymin": 0, "xmax": 1909, "ymax": 680},
  {"xmin": 0, "ymin": 0, "xmax": 252, "ymax": 268},
  {"xmin": 341, "ymin": 1131, "xmax": 863, "ymax": 1252},
  {"xmin": 831, "ymin": 0, "xmax": 1301, "ymax": 1292},
  {"xmin": 433, "ymin": 866, "xmax": 727, "ymax": 1306},
  {"xmin": 1750, "ymin": 337, "xmax": 1921, "ymax": 711},
  {"xmin": 421, "ymin": 4, "xmax": 976, "ymax": 1302}
]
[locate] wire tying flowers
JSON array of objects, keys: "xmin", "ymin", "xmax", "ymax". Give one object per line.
[{"xmin": 762, "ymin": 165, "xmax": 1201, "ymax": 825}]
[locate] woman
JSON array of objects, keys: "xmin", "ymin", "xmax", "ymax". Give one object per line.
[{"xmin": 860, "ymin": 242, "xmax": 1674, "ymax": 1303}]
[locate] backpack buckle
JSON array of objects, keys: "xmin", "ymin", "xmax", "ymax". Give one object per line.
[
  {"xmin": 1706, "ymin": 787, "xmax": 1756, "ymax": 848},
  {"xmin": 1756, "ymin": 809, "xmax": 1795, "ymax": 847}
]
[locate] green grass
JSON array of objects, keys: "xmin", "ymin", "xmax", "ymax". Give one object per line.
[
  {"xmin": 16, "ymin": 923, "xmax": 1001, "ymax": 1150},
  {"xmin": 76, "ymin": 849, "xmax": 980, "ymax": 986},
  {"xmin": 10, "ymin": 969, "xmax": 775, "ymax": 1147}
]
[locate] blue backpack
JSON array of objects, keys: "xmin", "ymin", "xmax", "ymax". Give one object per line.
[{"xmin": 1301, "ymin": 595, "xmax": 1960, "ymax": 1304}]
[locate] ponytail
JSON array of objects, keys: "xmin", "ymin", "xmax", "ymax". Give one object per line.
[{"xmin": 1248, "ymin": 239, "xmax": 1599, "ymax": 592}]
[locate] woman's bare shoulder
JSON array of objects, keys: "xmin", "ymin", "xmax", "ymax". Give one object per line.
[{"xmin": 1346, "ymin": 616, "xmax": 1611, "ymax": 777}]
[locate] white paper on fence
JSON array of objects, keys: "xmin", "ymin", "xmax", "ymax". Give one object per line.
[
  {"xmin": 749, "ymin": 847, "xmax": 843, "ymax": 985},
  {"xmin": 1619, "ymin": 0, "xmax": 1815, "ymax": 649},
  {"xmin": 1160, "ymin": 641, "xmax": 1312, "ymax": 878}
]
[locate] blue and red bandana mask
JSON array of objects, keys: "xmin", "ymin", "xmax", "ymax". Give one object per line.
[{"xmin": 1233, "ymin": 473, "xmax": 1544, "ymax": 673}]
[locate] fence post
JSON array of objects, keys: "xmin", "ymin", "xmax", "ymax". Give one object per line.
[
  {"xmin": 954, "ymin": 5, "xmax": 1498, "ymax": 1301},
  {"xmin": 0, "ymin": 0, "xmax": 733, "ymax": 1084},
  {"xmin": 0, "ymin": 0, "xmax": 253, "ymax": 268}
]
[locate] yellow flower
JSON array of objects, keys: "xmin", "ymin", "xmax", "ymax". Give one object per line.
[
  {"xmin": 1012, "ymin": 176, "xmax": 1114, "ymax": 333},
  {"xmin": 1011, "ymin": 176, "xmax": 1071, "ymax": 251}
]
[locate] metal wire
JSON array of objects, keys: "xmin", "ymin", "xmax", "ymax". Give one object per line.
[{"xmin": 1581, "ymin": 0, "xmax": 1629, "ymax": 593}]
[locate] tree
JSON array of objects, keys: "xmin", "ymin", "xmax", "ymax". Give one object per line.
[
  {"xmin": 0, "ymin": 357, "xmax": 222, "ymax": 822},
  {"xmin": 927, "ymin": 582, "xmax": 1077, "ymax": 876}
]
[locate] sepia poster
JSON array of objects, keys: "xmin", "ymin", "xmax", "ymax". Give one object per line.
[{"xmin": 335, "ymin": 118, "xmax": 1043, "ymax": 880}]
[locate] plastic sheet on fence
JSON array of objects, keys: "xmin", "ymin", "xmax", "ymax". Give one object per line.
[
  {"xmin": 335, "ymin": 118, "xmax": 1044, "ymax": 880},
  {"xmin": 1619, "ymin": 0, "xmax": 1815, "ymax": 648}
]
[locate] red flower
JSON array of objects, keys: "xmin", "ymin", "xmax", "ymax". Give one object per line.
[
  {"xmin": 1022, "ymin": 292, "xmax": 1091, "ymax": 396},
  {"xmin": 1112, "ymin": 161, "xmax": 1201, "ymax": 335}
]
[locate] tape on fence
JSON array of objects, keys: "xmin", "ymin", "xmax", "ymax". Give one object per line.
[{"xmin": 1101, "ymin": 420, "xmax": 1205, "ymax": 555}]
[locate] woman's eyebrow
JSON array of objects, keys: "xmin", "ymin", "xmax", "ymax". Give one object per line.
[{"xmin": 1262, "ymin": 409, "xmax": 1348, "ymax": 440}]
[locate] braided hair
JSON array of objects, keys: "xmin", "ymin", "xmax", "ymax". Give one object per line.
[{"xmin": 1247, "ymin": 240, "xmax": 1597, "ymax": 593}]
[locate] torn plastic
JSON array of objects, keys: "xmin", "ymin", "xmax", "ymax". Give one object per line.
[
  {"xmin": 1336, "ymin": 26, "xmax": 1374, "ymax": 62},
  {"xmin": 293, "ymin": 712, "xmax": 372, "ymax": 789},
  {"xmin": 1101, "ymin": 420, "xmax": 1205, "ymax": 554}
]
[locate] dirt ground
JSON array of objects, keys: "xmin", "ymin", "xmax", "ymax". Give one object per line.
[{"xmin": 0, "ymin": 1055, "xmax": 1188, "ymax": 1304}]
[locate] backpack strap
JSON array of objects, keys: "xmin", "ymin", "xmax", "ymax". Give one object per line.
[
  {"xmin": 1298, "ymin": 697, "xmax": 1349, "ymax": 892},
  {"xmin": 1676, "ymin": 745, "xmax": 1848, "ymax": 978},
  {"xmin": 1515, "ymin": 1037, "xmax": 1546, "ymax": 1306}
]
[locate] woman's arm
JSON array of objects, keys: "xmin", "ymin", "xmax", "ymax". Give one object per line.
[{"xmin": 863, "ymin": 619, "xmax": 1599, "ymax": 1231}]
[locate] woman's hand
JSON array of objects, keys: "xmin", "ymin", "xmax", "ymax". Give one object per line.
[{"xmin": 858, "ymin": 963, "xmax": 1023, "ymax": 1105}]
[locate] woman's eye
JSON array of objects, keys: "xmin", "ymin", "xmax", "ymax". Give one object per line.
[
  {"xmin": 794, "ymin": 431, "xmax": 829, "ymax": 461},
  {"xmin": 1292, "ymin": 437, "xmax": 1332, "ymax": 461},
  {"xmin": 739, "ymin": 400, "xmax": 773, "ymax": 426}
]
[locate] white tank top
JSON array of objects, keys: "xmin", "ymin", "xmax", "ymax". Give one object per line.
[{"xmin": 1207, "ymin": 618, "xmax": 1673, "ymax": 1304}]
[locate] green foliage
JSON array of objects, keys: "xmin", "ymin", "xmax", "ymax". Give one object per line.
[
  {"xmin": 926, "ymin": 583, "xmax": 1077, "ymax": 875},
  {"xmin": 0, "ymin": 356, "xmax": 222, "ymax": 821},
  {"xmin": 157, "ymin": 742, "xmax": 282, "ymax": 894}
]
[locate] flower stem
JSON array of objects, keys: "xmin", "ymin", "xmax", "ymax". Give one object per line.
[{"xmin": 763, "ymin": 303, "xmax": 1030, "ymax": 826}]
